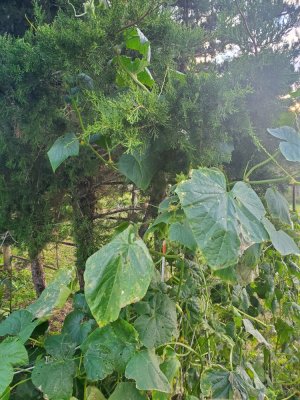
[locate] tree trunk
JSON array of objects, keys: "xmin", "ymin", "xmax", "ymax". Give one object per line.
[
  {"xmin": 31, "ymin": 253, "xmax": 46, "ymax": 296},
  {"xmin": 72, "ymin": 177, "xmax": 96, "ymax": 291},
  {"xmin": 139, "ymin": 171, "xmax": 167, "ymax": 237},
  {"xmin": 3, "ymin": 244, "xmax": 12, "ymax": 272}
]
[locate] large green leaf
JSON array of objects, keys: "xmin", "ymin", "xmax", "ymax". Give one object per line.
[
  {"xmin": 169, "ymin": 220, "xmax": 197, "ymax": 251},
  {"xmin": 31, "ymin": 334, "xmax": 76, "ymax": 400},
  {"xmin": 47, "ymin": 133, "xmax": 80, "ymax": 172},
  {"xmin": 81, "ymin": 319, "xmax": 138, "ymax": 381},
  {"xmin": 134, "ymin": 293, "xmax": 178, "ymax": 348},
  {"xmin": 62, "ymin": 310, "xmax": 96, "ymax": 345},
  {"xmin": 125, "ymin": 350, "xmax": 171, "ymax": 393},
  {"xmin": 176, "ymin": 168, "xmax": 268, "ymax": 269},
  {"xmin": 267, "ymin": 126, "xmax": 300, "ymax": 162},
  {"xmin": 84, "ymin": 225, "xmax": 154, "ymax": 326},
  {"xmin": 27, "ymin": 268, "xmax": 75, "ymax": 319},
  {"xmin": 118, "ymin": 149, "xmax": 158, "ymax": 190},
  {"xmin": 263, "ymin": 218, "xmax": 300, "ymax": 256},
  {"xmin": 0, "ymin": 364, "xmax": 13, "ymax": 398},
  {"xmin": 109, "ymin": 382, "xmax": 148, "ymax": 400},
  {"xmin": 0, "ymin": 337, "xmax": 28, "ymax": 395},
  {"xmin": 0, "ymin": 310, "xmax": 40, "ymax": 343},
  {"xmin": 44, "ymin": 333, "xmax": 77, "ymax": 359},
  {"xmin": 0, "ymin": 337, "xmax": 28, "ymax": 366},
  {"xmin": 265, "ymin": 187, "xmax": 292, "ymax": 226},
  {"xmin": 32, "ymin": 358, "xmax": 76, "ymax": 400}
]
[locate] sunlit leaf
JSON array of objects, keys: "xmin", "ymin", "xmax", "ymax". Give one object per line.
[
  {"xmin": 176, "ymin": 168, "xmax": 268, "ymax": 269},
  {"xmin": 265, "ymin": 187, "xmax": 292, "ymax": 226},
  {"xmin": 267, "ymin": 126, "xmax": 300, "ymax": 162},
  {"xmin": 85, "ymin": 226, "xmax": 154, "ymax": 326},
  {"xmin": 27, "ymin": 268, "xmax": 75, "ymax": 319},
  {"xmin": 263, "ymin": 218, "xmax": 299, "ymax": 256}
]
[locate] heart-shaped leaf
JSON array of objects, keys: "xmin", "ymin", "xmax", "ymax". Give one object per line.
[
  {"xmin": 84, "ymin": 225, "xmax": 154, "ymax": 326},
  {"xmin": 118, "ymin": 149, "xmax": 158, "ymax": 190},
  {"xmin": 47, "ymin": 133, "xmax": 80, "ymax": 172}
]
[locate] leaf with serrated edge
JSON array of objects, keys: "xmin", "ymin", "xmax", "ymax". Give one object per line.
[
  {"xmin": 84, "ymin": 225, "xmax": 154, "ymax": 326},
  {"xmin": 32, "ymin": 358, "xmax": 75, "ymax": 400},
  {"xmin": 176, "ymin": 168, "xmax": 268, "ymax": 269},
  {"xmin": 81, "ymin": 319, "xmax": 138, "ymax": 381},
  {"xmin": 134, "ymin": 293, "xmax": 178, "ymax": 348}
]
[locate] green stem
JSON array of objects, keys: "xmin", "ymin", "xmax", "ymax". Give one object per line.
[
  {"xmin": 150, "ymin": 250, "xmax": 182, "ymax": 259},
  {"xmin": 158, "ymin": 342, "xmax": 202, "ymax": 358},
  {"xmin": 232, "ymin": 306, "xmax": 270, "ymax": 328},
  {"xmin": 87, "ymin": 142, "xmax": 118, "ymax": 171},
  {"xmin": 248, "ymin": 176, "xmax": 300, "ymax": 185},
  {"xmin": 244, "ymin": 150, "xmax": 280, "ymax": 180},
  {"xmin": 72, "ymin": 100, "xmax": 86, "ymax": 134}
]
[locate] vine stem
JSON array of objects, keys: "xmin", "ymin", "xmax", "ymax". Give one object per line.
[
  {"xmin": 232, "ymin": 306, "xmax": 270, "ymax": 328},
  {"xmin": 72, "ymin": 99, "xmax": 118, "ymax": 171},
  {"xmin": 157, "ymin": 342, "xmax": 202, "ymax": 359},
  {"xmin": 244, "ymin": 150, "xmax": 280, "ymax": 180}
]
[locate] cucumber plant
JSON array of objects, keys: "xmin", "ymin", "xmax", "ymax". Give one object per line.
[{"xmin": 0, "ymin": 27, "xmax": 299, "ymax": 400}]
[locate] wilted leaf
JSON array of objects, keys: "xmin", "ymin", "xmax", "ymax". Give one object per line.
[
  {"xmin": 243, "ymin": 319, "xmax": 270, "ymax": 347},
  {"xmin": 87, "ymin": 386, "xmax": 106, "ymax": 400}
]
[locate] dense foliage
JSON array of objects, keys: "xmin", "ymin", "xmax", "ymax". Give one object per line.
[{"xmin": 0, "ymin": 0, "xmax": 299, "ymax": 399}]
